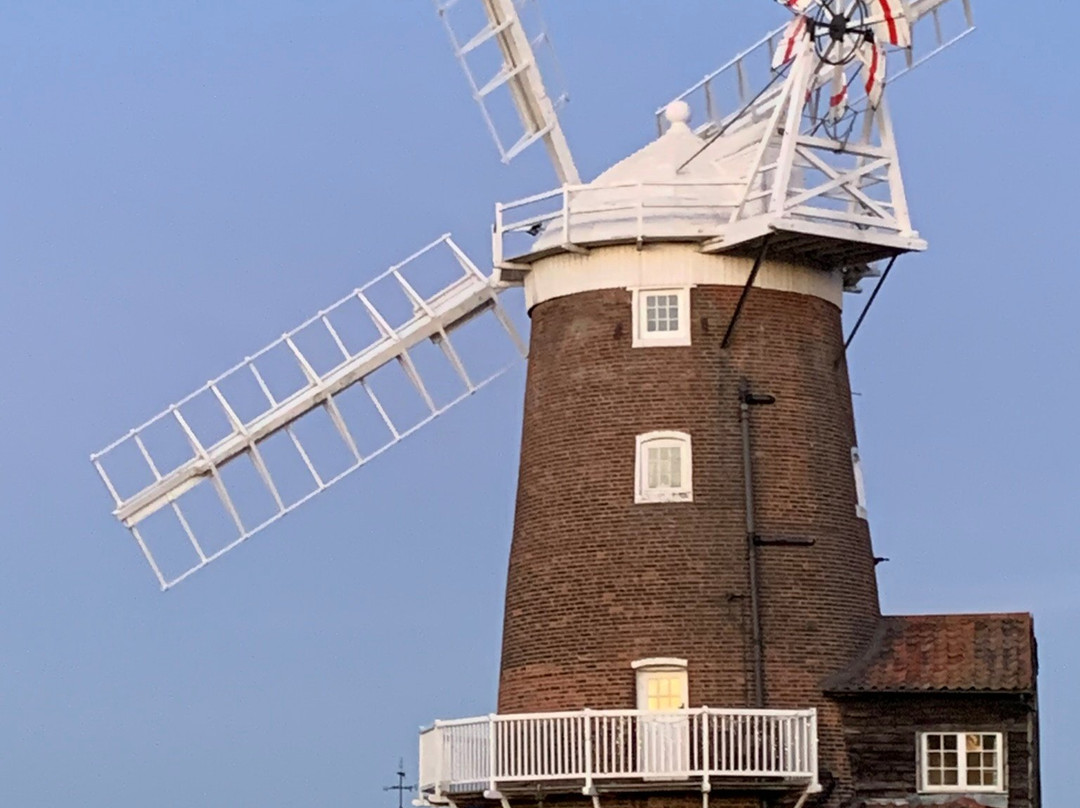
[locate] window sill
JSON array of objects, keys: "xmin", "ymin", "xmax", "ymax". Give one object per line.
[
  {"xmin": 636, "ymin": 491, "xmax": 694, "ymax": 505},
  {"xmin": 632, "ymin": 335, "xmax": 692, "ymax": 349}
]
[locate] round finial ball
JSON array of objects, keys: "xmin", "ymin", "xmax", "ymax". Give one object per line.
[{"xmin": 665, "ymin": 100, "xmax": 692, "ymax": 126}]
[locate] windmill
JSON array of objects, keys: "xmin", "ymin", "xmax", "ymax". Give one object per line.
[
  {"xmin": 88, "ymin": 4, "xmax": 1042, "ymax": 808},
  {"xmin": 89, "ymin": 0, "xmax": 974, "ymax": 591}
]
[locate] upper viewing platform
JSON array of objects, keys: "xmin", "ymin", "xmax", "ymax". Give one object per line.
[
  {"xmin": 493, "ymin": 11, "xmax": 938, "ymax": 289},
  {"xmin": 494, "ymin": 101, "xmax": 923, "ymax": 286}
]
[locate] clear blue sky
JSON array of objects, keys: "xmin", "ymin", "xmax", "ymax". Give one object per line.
[{"xmin": 1, "ymin": 2, "xmax": 1076, "ymax": 805}]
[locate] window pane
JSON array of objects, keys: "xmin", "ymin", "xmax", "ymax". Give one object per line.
[
  {"xmin": 646, "ymin": 444, "xmax": 682, "ymax": 491},
  {"xmin": 928, "ymin": 752, "xmax": 941, "ymax": 767},
  {"xmin": 968, "ymin": 752, "xmax": 981, "ymax": 768},
  {"xmin": 943, "ymin": 735, "xmax": 958, "ymax": 751},
  {"xmin": 943, "ymin": 771, "xmax": 958, "ymax": 786},
  {"xmin": 928, "ymin": 770, "xmax": 942, "ymax": 786},
  {"xmin": 944, "ymin": 752, "xmax": 957, "ymax": 768},
  {"xmin": 643, "ymin": 293, "xmax": 680, "ymax": 334},
  {"xmin": 984, "ymin": 734, "xmax": 997, "ymax": 750},
  {"xmin": 927, "ymin": 735, "xmax": 942, "ymax": 751}
]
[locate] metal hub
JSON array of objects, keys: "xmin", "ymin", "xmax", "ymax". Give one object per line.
[{"xmin": 811, "ymin": 0, "xmax": 872, "ymax": 65}]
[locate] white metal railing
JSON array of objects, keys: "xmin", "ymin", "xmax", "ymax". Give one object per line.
[
  {"xmin": 493, "ymin": 180, "xmax": 744, "ymax": 268},
  {"xmin": 419, "ymin": 707, "xmax": 819, "ymax": 801},
  {"xmin": 493, "ymin": 167, "xmax": 916, "ymax": 271}
]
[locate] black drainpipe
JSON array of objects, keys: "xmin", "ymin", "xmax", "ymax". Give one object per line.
[{"xmin": 739, "ymin": 380, "xmax": 775, "ymax": 709}]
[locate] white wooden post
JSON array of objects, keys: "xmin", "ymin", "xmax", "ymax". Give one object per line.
[
  {"xmin": 434, "ymin": 720, "xmax": 445, "ymax": 801},
  {"xmin": 488, "ymin": 714, "xmax": 498, "ymax": 795},
  {"xmin": 700, "ymin": 707, "xmax": 711, "ymax": 789},
  {"xmin": 583, "ymin": 708, "xmax": 594, "ymax": 793}
]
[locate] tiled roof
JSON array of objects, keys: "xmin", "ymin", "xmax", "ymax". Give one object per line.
[{"xmin": 825, "ymin": 613, "xmax": 1036, "ymax": 693}]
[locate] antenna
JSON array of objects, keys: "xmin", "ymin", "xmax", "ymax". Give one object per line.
[
  {"xmin": 383, "ymin": 758, "xmax": 416, "ymax": 808},
  {"xmin": 434, "ymin": 0, "xmax": 580, "ymax": 185}
]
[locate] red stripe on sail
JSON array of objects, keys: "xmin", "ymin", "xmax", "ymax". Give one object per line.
[
  {"xmin": 865, "ymin": 46, "xmax": 881, "ymax": 103},
  {"xmin": 783, "ymin": 17, "xmax": 806, "ymax": 64},
  {"xmin": 877, "ymin": 0, "xmax": 900, "ymax": 45}
]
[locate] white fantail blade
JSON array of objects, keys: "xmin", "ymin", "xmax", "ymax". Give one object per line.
[
  {"xmin": 91, "ymin": 236, "xmax": 526, "ymax": 590},
  {"xmin": 827, "ymin": 64, "xmax": 849, "ymax": 121},
  {"xmin": 772, "ymin": 16, "xmax": 808, "ymax": 69},
  {"xmin": 859, "ymin": 40, "xmax": 888, "ymax": 108},
  {"xmin": 865, "ymin": 0, "xmax": 912, "ymax": 48},
  {"xmin": 774, "ymin": 0, "xmax": 816, "ymax": 13},
  {"xmin": 435, "ymin": 0, "xmax": 580, "ymax": 185}
]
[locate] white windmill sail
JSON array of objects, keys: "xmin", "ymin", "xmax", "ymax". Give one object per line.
[
  {"xmin": 435, "ymin": 0, "xmax": 580, "ymax": 185},
  {"xmin": 91, "ymin": 236, "xmax": 525, "ymax": 590}
]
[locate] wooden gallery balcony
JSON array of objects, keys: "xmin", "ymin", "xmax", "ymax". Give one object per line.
[{"xmin": 417, "ymin": 707, "xmax": 820, "ymax": 806}]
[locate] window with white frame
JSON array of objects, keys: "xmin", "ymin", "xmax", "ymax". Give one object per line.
[
  {"xmin": 852, "ymin": 446, "xmax": 868, "ymax": 520},
  {"xmin": 631, "ymin": 658, "xmax": 688, "ymax": 711},
  {"xmin": 636, "ymin": 432, "xmax": 693, "ymax": 504},
  {"xmin": 920, "ymin": 732, "xmax": 1004, "ymax": 793},
  {"xmin": 632, "ymin": 288, "xmax": 691, "ymax": 347}
]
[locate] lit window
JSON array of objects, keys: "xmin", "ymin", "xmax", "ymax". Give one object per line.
[
  {"xmin": 920, "ymin": 732, "xmax": 1004, "ymax": 793},
  {"xmin": 632, "ymin": 288, "xmax": 691, "ymax": 347},
  {"xmin": 632, "ymin": 658, "xmax": 689, "ymax": 711},
  {"xmin": 636, "ymin": 432, "xmax": 693, "ymax": 504},
  {"xmin": 852, "ymin": 446, "xmax": 868, "ymax": 520}
]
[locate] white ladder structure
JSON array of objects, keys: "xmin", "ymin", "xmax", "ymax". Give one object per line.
[
  {"xmin": 435, "ymin": 0, "xmax": 580, "ymax": 185},
  {"xmin": 92, "ymin": 236, "xmax": 525, "ymax": 589}
]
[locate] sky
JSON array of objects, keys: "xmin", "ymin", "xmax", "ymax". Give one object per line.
[{"xmin": 1, "ymin": 1, "xmax": 1077, "ymax": 806}]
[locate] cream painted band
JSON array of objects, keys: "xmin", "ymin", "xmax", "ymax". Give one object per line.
[{"xmin": 523, "ymin": 243, "xmax": 844, "ymax": 311}]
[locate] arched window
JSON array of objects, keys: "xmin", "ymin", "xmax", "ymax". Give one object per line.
[{"xmin": 635, "ymin": 431, "xmax": 693, "ymax": 504}]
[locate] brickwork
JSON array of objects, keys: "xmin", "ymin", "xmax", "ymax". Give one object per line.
[{"xmin": 497, "ymin": 257, "xmax": 883, "ymax": 805}]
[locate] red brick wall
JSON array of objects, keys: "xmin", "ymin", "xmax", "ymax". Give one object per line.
[{"xmin": 497, "ymin": 278, "xmax": 883, "ymax": 803}]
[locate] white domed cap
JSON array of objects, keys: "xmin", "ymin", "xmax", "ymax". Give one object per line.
[{"xmin": 664, "ymin": 100, "xmax": 692, "ymax": 130}]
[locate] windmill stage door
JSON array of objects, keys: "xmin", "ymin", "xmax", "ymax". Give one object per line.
[{"xmin": 637, "ymin": 669, "xmax": 690, "ymax": 778}]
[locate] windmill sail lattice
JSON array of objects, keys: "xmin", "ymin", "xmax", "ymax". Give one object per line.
[
  {"xmin": 435, "ymin": 0, "xmax": 580, "ymax": 185},
  {"xmin": 91, "ymin": 236, "xmax": 525, "ymax": 589}
]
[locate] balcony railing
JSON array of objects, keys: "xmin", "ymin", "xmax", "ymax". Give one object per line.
[
  {"xmin": 493, "ymin": 181, "xmax": 745, "ymax": 270},
  {"xmin": 418, "ymin": 707, "xmax": 819, "ymax": 802}
]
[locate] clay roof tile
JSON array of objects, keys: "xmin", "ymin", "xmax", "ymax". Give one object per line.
[{"xmin": 824, "ymin": 613, "xmax": 1036, "ymax": 693}]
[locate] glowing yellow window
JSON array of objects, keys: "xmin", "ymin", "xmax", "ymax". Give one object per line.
[
  {"xmin": 633, "ymin": 659, "xmax": 689, "ymax": 712},
  {"xmin": 646, "ymin": 675, "xmax": 684, "ymax": 711}
]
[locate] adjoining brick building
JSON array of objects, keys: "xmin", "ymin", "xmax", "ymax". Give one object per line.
[{"xmin": 415, "ymin": 103, "xmax": 1041, "ymax": 808}]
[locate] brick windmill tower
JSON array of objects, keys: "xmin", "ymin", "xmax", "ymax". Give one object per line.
[{"xmin": 92, "ymin": 1, "xmax": 1040, "ymax": 806}]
